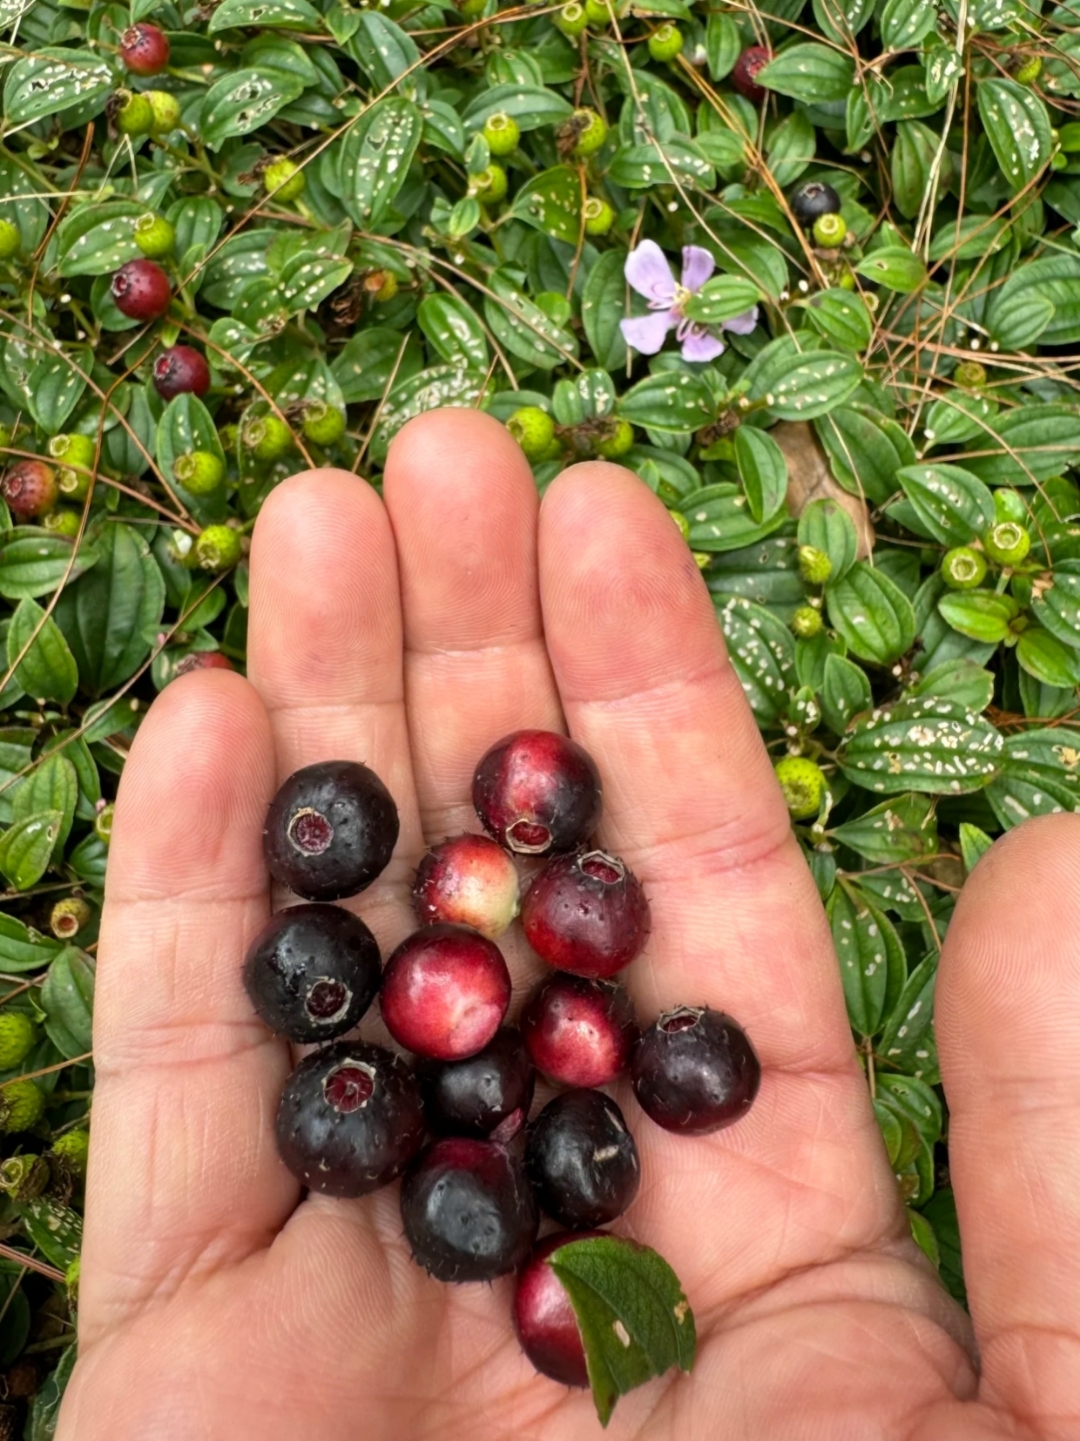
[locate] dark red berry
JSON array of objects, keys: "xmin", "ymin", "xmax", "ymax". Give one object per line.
[
  {"xmin": 789, "ymin": 180, "xmax": 842, "ymax": 226},
  {"xmin": 513, "ymin": 1230, "xmax": 607, "ymax": 1386},
  {"xmin": 110, "ymin": 259, "xmax": 172, "ymax": 322},
  {"xmin": 522, "ymin": 849, "xmax": 649, "ymax": 978},
  {"xmin": 173, "ymin": 651, "xmax": 234, "ymax": 678},
  {"xmin": 242, "ymin": 903, "xmax": 381, "ymax": 1043},
  {"xmin": 412, "ymin": 833, "xmax": 519, "ymax": 939},
  {"xmin": 732, "ymin": 45, "xmax": 770, "ymax": 103},
  {"xmin": 526, "ymin": 1090, "xmax": 640, "ymax": 1230},
  {"xmin": 274, "ymin": 1040, "xmax": 425, "ymax": 1196},
  {"xmin": 472, "ymin": 730, "xmax": 601, "ymax": 856},
  {"xmin": 119, "ymin": 22, "xmax": 170, "ymax": 76},
  {"xmin": 153, "ymin": 345, "xmax": 210, "ymax": 400},
  {"xmin": 1, "ymin": 460, "xmax": 57, "ymax": 522},
  {"xmin": 263, "ymin": 760, "xmax": 400, "ymax": 902},
  {"xmin": 400, "ymin": 1132, "xmax": 539, "ymax": 1282},
  {"xmin": 521, "ymin": 972, "xmax": 638, "ymax": 1088},
  {"xmin": 380, "ymin": 923, "xmax": 511, "ymax": 1061},
  {"xmin": 631, "ymin": 1005, "xmax": 760, "ymax": 1134},
  {"xmin": 417, "ymin": 1027, "xmax": 534, "ymax": 1136}
]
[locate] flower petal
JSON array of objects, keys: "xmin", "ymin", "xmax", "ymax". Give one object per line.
[
  {"xmin": 722, "ymin": 305, "xmax": 760, "ymax": 336},
  {"xmin": 680, "ymin": 245, "xmax": 716, "ymax": 294},
  {"xmin": 625, "ymin": 240, "xmax": 677, "ymax": 304},
  {"xmin": 620, "ymin": 310, "xmax": 676, "ymax": 354},
  {"xmin": 681, "ymin": 328, "xmax": 726, "ymax": 363}
]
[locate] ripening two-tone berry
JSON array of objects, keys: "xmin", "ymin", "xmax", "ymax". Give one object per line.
[
  {"xmin": 153, "ymin": 345, "xmax": 210, "ymax": 400},
  {"xmin": 521, "ymin": 849, "xmax": 649, "ymax": 978},
  {"xmin": 472, "ymin": 729, "xmax": 602, "ymax": 855},
  {"xmin": 521, "ymin": 971, "xmax": 639, "ymax": 1086},
  {"xmin": 732, "ymin": 46, "xmax": 770, "ymax": 103},
  {"xmin": 1, "ymin": 460, "xmax": 57, "ymax": 522},
  {"xmin": 118, "ymin": 23, "xmax": 170, "ymax": 76},
  {"xmin": 111, "ymin": 259, "xmax": 171, "ymax": 321},
  {"xmin": 513, "ymin": 1230, "xmax": 606, "ymax": 1386},
  {"xmin": 380, "ymin": 923, "xmax": 512, "ymax": 1061},
  {"xmin": 412, "ymin": 833, "xmax": 520, "ymax": 939}
]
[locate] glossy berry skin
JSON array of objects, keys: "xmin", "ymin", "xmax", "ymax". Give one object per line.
[
  {"xmin": 119, "ymin": 23, "xmax": 170, "ymax": 76},
  {"xmin": 400, "ymin": 1134, "xmax": 539, "ymax": 1282},
  {"xmin": 134, "ymin": 212, "xmax": 176, "ymax": 259},
  {"xmin": 521, "ymin": 972, "xmax": 638, "ymax": 1087},
  {"xmin": 380, "ymin": 923, "xmax": 511, "ymax": 1061},
  {"xmin": 813, "ymin": 212, "xmax": 847, "ymax": 248},
  {"xmin": 513, "ymin": 1230, "xmax": 606, "ymax": 1386},
  {"xmin": 473, "ymin": 729, "xmax": 601, "ymax": 856},
  {"xmin": 412, "ymin": 833, "xmax": 520, "ymax": 940},
  {"xmin": 243, "ymin": 903, "xmax": 381, "ymax": 1043},
  {"xmin": 417, "ymin": 1027, "xmax": 534, "ymax": 1136},
  {"xmin": 732, "ymin": 46, "xmax": 770, "ymax": 103},
  {"xmin": 275, "ymin": 1041, "xmax": 425, "ymax": 1197},
  {"xmin": 1, "ymin": 460, "xmax": 57, "ymax": 522},
  {"xmin": 789, "ymin": 180, "xmax": 842, "ymax": 225},
  {"xmin": 526, "ymin": 1090, "xmax": 640, "ymax": 1229},
  {"xmin": 631, "ymin": 1006, "xmax": 761, "ymax": 1134},
  {"xmin": 153, "ymin": 345, "xmax": 210, "ymax": 400},
  {"xmin": 174, "ymin": 649, "xmax": 234, "ymax": 678},
  {"xmin": 522, "ymin": 849, "xmax": 649, "ymax": 978},
  {"xmin": 110, "ymin": 259, "xmax": 171, "ymax": 321},
  {"xmin": 263, "ymin": 760, "xmax": 400, "ymax": 902}
]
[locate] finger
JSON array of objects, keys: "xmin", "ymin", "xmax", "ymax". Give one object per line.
[
  {"xmin": 383, "ymin": 409, "xmax": 562, "ymax": 839},
  {"xmin": 83, "ymin": 671, "xmax": 292, "ymax": 1346},
  {"xmin": 937, "ymin": 814, "xmax": 1080, "ymax": 1433}
]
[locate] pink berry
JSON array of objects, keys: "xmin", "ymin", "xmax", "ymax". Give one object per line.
[
  {"xmin": 513, "ymin": 1230, "xmax": 608, "ymax": 1386},
  {"xmin": 412, "ymin": 833, "xmax": 520, "ymax": 940},
  {"xmin": 153, "ymin": 345, "xmax": 210, "ymax": 400},
  {"xmin": 1, "ymin": 460, "xmax": 57, "ymax": 522},
  {"xmin": 380, "ymin": 922, "xmax": 512, "ymax": 1061},
  {"xmin": 520, "ymin": 972, "xmax": 638, "ymax": 1087},
  {"xmin": 110, "ymin": 259, "xmax": 171, "ymax": 321},
  {"xmin": 173, "ymin": 651, "xmax": 234, "ymax": 679},
  {"xmin": 522, "ymin": 849, "xmax": 649, "ymax": 978},
  {"xmin": 732, "ymin": 45, "xmax": 770, "ymax": 103},
  {"xmin": 472, "ymin": 730, "xmax": 601, "ymax": 856},
  {"xmin": 631, "ymin": 1005, "xmax": 761, "ymax": 1134},
  {"xmin": 119, "ymin": 22, "xmax": 170, "ymax": 76}
]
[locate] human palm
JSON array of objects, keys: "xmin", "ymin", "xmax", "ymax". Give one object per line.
[{"xmin": 59, "ymin": 410, "xmax": 1080, "ymax": 1440}]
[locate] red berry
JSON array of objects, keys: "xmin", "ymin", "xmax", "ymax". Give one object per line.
[
  {"xmin": 732, "ymin": 45, "xmax": 770, "ymax": 103},
  {"xmin": 472, "ymin": 729, "xmax": 601, "ymax": 856},
  {"xmin": 631, "ymin": 1005, "xmax": 761, "ymax": 1134},
  {"xmin": 416, "ymin": 1027, "xmax": 535, "ymax": 1136},
  {"xmin": 525, "ymin": 1089, "xmax": 640, "ymax": 1229},
  {"xmin": 119, "ymin": 23, "xmax": 170, "ymax": 76},
  {"xmin": 522, "ymin": 849, "xmax": 649, "ymax": 978},
  {"xmin": 412, "ymin": 833, "xmax": 520, "ymax": 940},
  {"xmin": 380, "ymin": 923, "xmax": 512, "ymax": 1061},
  {"xmin": 110, "ymin": 259, "xmax": 171, "ymax": 322},
  {"xmin": 173, "ymin": 651, "xmax": 234, "ymax": 679},
  {"xmin": 153, "ymin": 345, "xmax": 210, "ymax": 400},
  {"xmin": 520, "ymin": 972, "xmax": 638, "ymax": 1087},
  {"xmin": 1, "ymin": 460, "xmax": 57, "ymax": 522},
  {"xmin": 513, "ymin": 1230, "xmax": 608, "ymax": 1386}
]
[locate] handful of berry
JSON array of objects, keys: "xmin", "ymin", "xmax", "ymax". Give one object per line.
[{"xmin": 243, "ymin": 730, "xmax": 761, "ymax": 1420}]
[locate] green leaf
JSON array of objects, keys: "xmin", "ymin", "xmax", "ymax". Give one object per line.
[
  {"xmin": 12, "ymin": 754, "xmax": 77, "ymax": 853},
  {"xmin": 1015, "ymin": 627, "xmax": 1080, "ymax": 688},
  {"xmin": 683, "ymin": 275, "xmax": 763, "ymax": 326},
  {"xmin": 961, "ymin": 403, "xmax": 1080, "ymax": 484},
  {"xmin": 27, "ymin": 346, "xmax": 91, "ymax": 435},
  {"xmin": 855, "ymin": 247, "xmax": 927, "ymax": 293},
  {"xmin": 0, "ymin": 728, "xmax": 35, "ymax": 826},
  {"xmin": 757, "ymin": 44, "xmax": 855, "ymax": 102},
  {"xmin": 6, "ymin": 599, "xmax": 78, "ymax": 705},
  {"xmin": 3, "ymin": 50, "xmax": 112, "ymax": 127},
  {"xmin": 826, "ymin": 562, "xmax": 916, "ymax": 665},
  {"xmin": 831, "ymin": 792, "xmax": 938, "ymax": 863},
  {"xmin": 582, "ymin": 252, "xmax": 630, "ymax": 372},
  {"xmin": 331, "ymin": 328, "xmax": 422, "ymax": 405},
  {"xmin": 987, "ymin": 256, "xmax": 1080, "ymax": 350},
  {"xmin": 822, "ymin": 652, "xmax": 872, "ymax": 732},
  {"xmin": 801, "ymin": 290, "xmax": 873, "ymax": 351},
  {"xmin": 0, "ymin": 153, "xmax": 50, "ymax": 254},
  {"xmin": 417, "ymin": 294, "xmax": 489, "ymax": 369},
  {"xmin": 765, "ymin": 109, "xmax": 816, "ymax": 189},
  {"xmin": 157, "ymin": 394, "xmax": 228, "ymax": 519},
  {"xmin": 16, "ymin": 1198, "xmax": 82, "ymax": 1271},
  {"xmin": 908, "ymin": 660, "xmax": 995, "ymax": 712},
  {"xmin": 609, "ymin": 140, "xmax": 716, "ymax": 192},
  {"xmin": 837, "ymin": 697, "xmax": 1003, "ymax": 794},
  {"xmin": 920, "ymin": 1188, "xmax": 966, "ymax": 1306},
  {"xmin": 0, "ymin": 811, "xmax": 62, "ymax": 891},
  {"xmin": 201, "ymin": 68, "xmax": 305, "ymax": 150},
  {"xmin": 685, "ymin": 485, "xmax": 789, "ymax": 553},
  {"xmin": 510, "ymin": 167, "xmax": 583, "ymax": 245},
  {"xmin": 715, "ymin": 596, "xmax": 796, "ymax": 723},
  {"xmin": 55, "ymin": 200, "xmax": 145, "ymax": 279},
  {"xmin": 348, "ymin": 13, "xmax": 421, "ymax": 90},
  {"xmin": 25, "ymin": 1344, "xmax": 77, "ymax": 1441},
  {"xmin": 485, "ymin": 271, "xmax": 578, "ymax": 370},
  {"xmin": 1030, "ymin": 564, "xmax": 1080, "ymax": 647},
  {"xmin": 340, "ymin": 97, "xmax": 424, "ymax": 228},
  {"xmin": 816, "ymin": 406, "xmax": 915, "ymax": 504},
  {"xmin": 798, "ymin": 497, "xmax": 858, "ymax": 582},
  {"xmin": 208, "ymin": 0, "xmax": 321, "ymax": 29},
  {"xmin": 463, "ymin": 85, "xmax": 573, "ymax": 133},
  {"xmin": 937, "ymin": 590, "xmax": 1020, "ymax": 644},
  {"xmin": 0, "ymin": 914, "xmax": 61, "ymax": 975},
  {"xmin": 959, "ymin": 821, "xmax": 994, "ymax": 872},
  {"xmin": 617, "ymin": 371, "xmax": 714, "ymax": 432},
  {"xmin": 40, "ymin": 946, "xmax": 94, "ymax": 1058},
  {"xmin": 877, "ymin": 1071, "xmax": 943, "ymax": 1145},
  {"xmin": 977, "ymin": 78, "xmax": 1053, "ymax": 195},
  {"xmin": 734, "ymin": 426, "xmax": 788, "ymax": 524},
  {"xmin": 827, "ymin": 883, "xmax": 906, "ymax": 1036},
  {"xmin": 895, "ymin": 463, "xmax": 995, "ymax": 546},
  {"xmin": 0, "ymin": 530, "xmax": 100, "ymax": 602},
  {"xmin": 879, "ymin": 950, "xmax": 939, "ymax": 1081},
  {"xmin": 550, "ymin": 1236, "xmax": 695, "ymax": 1428},
  {"xmin": 745, "ymin": 340, "xmax": 862, "ymax": 420},
  {"xmin": 880, "ymin": 0, "xmax": 937, "ymax": 50}
]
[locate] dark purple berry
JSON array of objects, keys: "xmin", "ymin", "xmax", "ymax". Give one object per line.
[
  {"xmin": 412, "ymin": 833, "xmax": 519, "ymax": 939},
  {"xmin": 119, "ymin": 22, "xmax": 170, "ymax": 76},
  {"xmin": 521, "ymin": 972, "xmax": 638, "ymax": 1088},
  {"xmin": 274, "ymin": 1041, "xmax": 425, "ymax": 1196},
  {"xmin": 380, "ymin": 923, "xmax": 511, "ymax": 1061},
  {"xmin": 153, "ymin": 345, "xmax": 210, "ymax": 400},
  {"xmin": 242, "ymin": 903, "xmax": 381, "ymax": 1043},
  {"xmin": 417, "ymin": 1027, "xmax": 534, "ymax": 1136},
  {"xmin": 110, "ymin": 259, "xmax": 171, "ymax": 322},
  {"xmin": 631, "ymin": 1005, "xmax": 760, "ymax": 1134},
  {"xmin": 513, "ymin": 1230, "xmax": 607, "ymax": 1386},
  {"xmin": 400, "ymin": 1133, "xmax": 539, "ymax": 1282},
  {"xmin": 1, "ymin": 461, "xmax": 57, "ymax": 522},
  {"xmin": 732, "ymin": 45, "xmax": 770, "ymax": 103},
  {"xmin": 526, "ymin": 1090, "xmax": 640, "ymax": 1230},
  {"xmin": 789, "ymin": 180, "xmax": 842, "ymax": 226},
  {"xmin": 522, "ymin": 849, "xmax": 649, "ymax": 978},
  {"xmin": 263, "ymin": 760, "xmax": 399, "ymax": 902},
  {"xmin": 472, "ymin": 730, "xmax": 601, "ymax": 856}
]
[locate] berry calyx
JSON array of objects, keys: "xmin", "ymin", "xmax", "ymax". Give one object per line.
[
  {"xmin": 43, "ymin": 509, "xmax": 81, "ymax": 537},
  {"xmin": 263, "ymin": 157, "xmax": 306, "ymax": 203},
  {"xmin": 145, "ymin": 90, "xmax": 182, "ymax": 134},
  {"xmin": 554, "ymin": 1, "xmax": 589, "ymax": 35},
  {"xmin": 264, "ymin": 760, "xmax": 400, "ymax": 902},
  {"xmin": 732, "ymin": 46, "xmax": 771, "ymax": 103},
  {"xmin": 0, "ymin": 1155, "xmax": 48, "ymax": 1202},
  {"xmin": 813, "ymin": 212, "xmax": 847, "ymax": 248},
  {"xmin": 93, "ymin": 803, "xmax": 114, "ymax": 844},
  {"xmin": 471, "ymin": 163, "xmax": 508, "ymax": 205},
  {"xmin": 0, "ymin": 1014, "xmax": 37, "ymax": 1071},
  {"xmin": 380, "ymin": 923, "xmax": 512, "ymax": 1061},
  {"xmin": 774, "ymin": 755, "xmax": 826, "ymax": 819},
  {"xmin": 48, "ymin": 896, "xmax": 92, "ymax": 941},
  {"xmin": 119, "ymin": 23, "xmax": 170, "ymax": 76},
  {"xmin": 243, "ymin": 903, "xmax": 382, "ymax": 1043},
  {"xmin": 174, "ymin": 449, "xmax": 225, "ymax": 495},
  {"xmin": 417, "ymin": 1027, "xmax": 535, "ymax": 1136},
  {"xmin": 521, "ymin": 848, "xmax": 649, "ymax": 978},
  {"xmin": 595, "ymin": 417, "xmax": 634, "ymax": 458},
  {"xmin": 521, "ymin": 971, "xmax": 639, "ymax": 1087},
  {"xmin": 941, "ymin": 545, "xmax": 987, "ymax": 590},
  {"xmin": 114, "ymin": 89, "xmax": 154, "ymax": 137},
  {"xmin": 507, "ymin": 406, "xmax": 556, "ymax": 461},
  {"xmin": 153, "ymin": 345, "xmax": 210, "ymax": 401},
  {"xmin": 1, "ymin": 460, "xmax": 57, "ymax": 522},
  {"xmin": 412, "ymin": 833, "xmax": 520, "ymax": 939},
  {"xmin": 275, "ymin": 1041, "xmax": 426, "ymax": 1196},
  {"xmin": 791, "ymin": 604, "xmax": 823, "ymax": 638},
  {"xmin": 0, "ymin": 219, "xmax": 20, "ymax": 260},
  {"xmin": 526, "ymin": 1089, "xmax": 640, "ymax": 1229},
  {"xmin": 583, "ymin": 195, "xmax": 615, "ymax": 236},
  {"xmin": 133, "ymin": 212, "xmax": 175, "ymax": 259},
  {"xmin": 301, "ymin": 399, "xmax": 347, "ymax": 447},
  {"xmin": 49, "ymin": 1128, "xmax": 90, "ymax": 1179},
  {"xmin": 482, "ymin": 112, "xmax": 520, "ymax": 156},
  {"xmin": 110, "ymin": 258, "xmax": 171, "ymax": 322},
  {"xmin": 569, "ymin": 108, "xmax": 607, "ymax": 158},
  {"xmin": 631, "ymin": 1005, "xmax": 761, "ymax": 1134},
  {"xmin": 191, "ymin": 524, "xmax": 241, "ymax": 573},
  {"xmin": 513, "ymin": 1230, "xmax": 607, "ymax": 1386},
  {"xmin": 982, "ymin": 520, "xmax": 1031, "ymax": 567},
  {"xmin": 0, "ymin": 1079, "xmax": 44, "ymax": 1133},
  {"xmin": 798, "ymin": 543, "xmax": 832, "ymax": 585},
  {"xmin": 954, "ymin": 359, "xmax": 987, "ymax": 390},
  {"xmin": 789, "ymin": 180, "xmax": 842, "ymax": 226},
  {"xmin": 241, "ymin": 412, "xmax": 293, "ymax": 462},
  {"xmin": 472, "ymin": 729, "xmax": 602, "ymax": 855},
  {"xmin": 648, "ymin": 23, "xmax": 683, "ymax": 61}
]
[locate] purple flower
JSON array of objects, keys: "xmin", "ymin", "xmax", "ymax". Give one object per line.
[{"xmin": 619, "ymin": 240, "xmax": 759, "ymax": 363}]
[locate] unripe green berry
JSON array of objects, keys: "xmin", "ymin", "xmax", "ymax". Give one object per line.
[
  {"xmin": 584, "ymin": 0, "xmax": 612, "ymax": 24},
  {"xmin": 114, "ymin": 89, "xmax": 154, "ymax": 138},
  {"xmin": 0, "ymin": 219, "xmax": 20, "ymax": 261},
  {"xmin": 941, "ymin": 545, "xmax": 987, "ymax": 590},
  {"xmin": 0, "ymin": 423, "xmax": 11, "ymax": 449},
  {"xmin": 954, "ymin": 359, "xmax": 987, "ymax": 390},
  {"xmin": 48, "ymin": 433, "xmax": 95, "ymax": 471},
  {"xmin": 49, "ymin": 896, "xmax": 92, "ymax": 940},
  {"xmin": 263, "ymin": 157, "xmax": 306, "ymax": 203},
  {"xmin": 583, "ymin": 195, "xmax": 615, "ymax": 235},
  {"xmin": 0, "ymin": 1154, "xmax": 48, "ymax": 1202},
  {"xmin": 65, "ymin": 1258, "xmax": 80, "ymax": 1297},
  {"xmin": 57, "ymin": 466, "xmax": 90, "ymax": 502},
  {"xmin": 192, "ymin": 524, "xmax": 242, "ymax": 573},
  {"xmin": 798, "ymin": 544, "xmax": 832, "ymax": 585},
  {"xmin": 1015, "ymin": 55, "xmax": 1042, "ymax": 85},
  {"xmin": 993, "ymin": 488, "xmax": 1027, "ymax": 526},
  {"xmin": 300, "ymin": 399, "xmax": 347, "ymax": 447},
  {"xmin": 791, "ymin": 605, "xmax": 823, "ymax": 638},
  {"xmin": 1052, "ymin": 150, "xmax": 1070, "ymax": 171},
  {"xmin": 370, "ymin": 270, "xmax": 398, "ymax": 303},
  {"xmin": 506, "ymin": 406, "xmax": 555, "ymax": 460},
  {"xmin": 670, "ymin": 509, "xmax": 690, "ymax": 541},
  {"xmin": 813, "ymin": 212, "xmax": 847, "ymax": 248},
  {"xmin": 145, "ymin": 89, "xmax": 182, "ymax": 134},
  {"xmin": 471, "ymin": 163, "xmax": 508, "ymax": 205},
  {"xmin": 648, "ymin": 23, "xmax": 683, "ymax": 61},
  {"xmin": 133, "ymin": 212, "xmax": 175, "ymax": 258},
  {"xmin": 774, "ymin": 756, "xmax": 827, "ymax": 820},
  {"xmin": 49, "ymin": 1128, "xmax": 90, "ymax": 1180},
  {"xmin": 570, "ymin": 108, "xmax": 608, "ymax": 157},
  {"xmin": 94, "ymin": 802, "xmax": 115, "ymax": 844},
  {"xmin": 595, "ymin": 417, "xmax": 635, "ymax": 458},
  {"xmin": 43, "ymin": 509, "xmax": 82, "ymax": 537},
  {"xmin": 555, "ymin": 1, "xmax": 589, "ymax": 35},
  {"xmin": 0, "ymin": 1080, "xmax": 44, "ymax": 1133},
  {"xmin": 218, "ymin": 423, "xmax": 239, "ymax": 453},
  {"xmin": 0, "ymin": 1015, "xmax": 37, "ymax": 1072},
  {"xmin": 242, "ymin": 413, "xmax": 293, "ymax": 462},
  {"xmin": 982, "ymin": 520, "xmax": 1031, "ymax": 567},
  {"xmin": 482, "ymin": 112, "xmax": 520, "ymax": 157},
  {"xmin": 174, "ymin": 450, "xmax": 225, "ymax": 495},
  {"xmin": 458, "ymin": 0, "xmax": 487, "ymax": 18}
]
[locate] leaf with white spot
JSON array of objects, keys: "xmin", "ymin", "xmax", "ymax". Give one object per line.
[
  {"xmin": 208, "ymin": 0, "xmax": 321, "ymax": 30},
  {"xmin": 826, "ymin": 562, "xmax": 916, "ymax": 665},
  {"xmin": 715, "ymin": 595, "xmax": 796, "ymax": 724},
  {"xmin": 4, "ymin": 50, "xmax": 113, "ymax": 128},
  {"xmin": 617, "ymin": 371, "xmax": 714, "ymax": 433},
  {"xmin": 734, "ymin": 426, "xmax": 788, "ymax": 525},
  {"xmin": 757, "ymin": 44, "xmax": 855, "ymax": 102},
  {"xmin": 830, "ymin": 792, "xmax": 938, "ymax": 864},
  {"xmin": 837, "ymin": 697, "xmax": 1004, "ymax": 795},
  {"xmin": 340, "ymin": 97, "xmax": 424, "ymax": 227},
  {"xmin": 510, "ymin": 167, "xmax": 583, "ymax": 246},
  {"xmin": 687, "ymin": 485, "xmax": 789, "ymax": 554},
  {"xmin": 879, "ymin": 951, "xmax": 939, "ymax": 1082},
  {"xmin": 896, "ymin": 463, "xmax": 995, "ymax": 546},
  {"xmin": 978, "ymin": 78, "xmax": 1052, "ymax": 196},
  {"xmin": 1030, "ymin": 562, "xmax": 1080, "ymax": 648},
  {"xmin": 201, "ymin": 69, "xmax": 305, "ymax": 151},
  {"xmin": 484, "ymin": 270, "xmax": 579, "ymax": 371},
  {"xmin": 744, "ymin": 339, "xmax": 862, "ymax": 421},
  {"xmin": 827, "ymin": 883, "xmax": 906, "ymax": 1036},
  {"xmin": 26, "ymin": 345, "xmax": 91, "ymax": 435}
]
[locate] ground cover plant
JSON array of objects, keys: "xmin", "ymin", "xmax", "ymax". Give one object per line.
[{"xmin": 2, "ymin": 0, "xmax": 1080, "ymax": 1424}]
